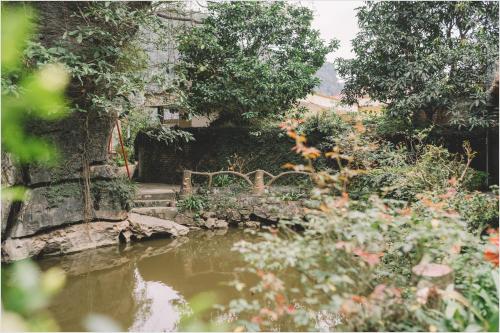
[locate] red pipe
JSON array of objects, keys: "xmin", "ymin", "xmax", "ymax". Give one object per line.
[{"xmin": 115, "ymin": 119, "xmax": 131, "ymax": 180}]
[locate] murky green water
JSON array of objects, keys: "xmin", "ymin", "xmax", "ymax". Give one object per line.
[{"xmin": 37, "ymin": 229, "xmax": 256, "ymax": 332}]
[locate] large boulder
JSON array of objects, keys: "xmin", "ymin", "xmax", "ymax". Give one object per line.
[
  {"xmin": 2, "ymin": 220, "xmax": 130, "ymax": 262},
  {"xmin": 2, "ymin": 111, "xmax": 123, "ymax": 239},
  {"xmin": 2, "ymin": 215, "xmax": 189, "ymax": 262},
  {"xmin": 1, "ymin": 152, "xmax": 22, "ymax": 236},
  {"xmin": 124, "ymin": 213, "xmax": 189, "ymax": 241},
  {"xmin": 24, "ymin": 112, "xmax": 115, "ymax": 186},
  {"xmin": 10, "ymin": 180, "xmax": 130, "ymax": 238}
]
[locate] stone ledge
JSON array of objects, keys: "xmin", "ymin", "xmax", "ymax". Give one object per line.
[
  {"xmin": 2, "ymin": 215, "xmax": 189, "ymax": 262},
  {"xmin": 10, "ymin": 183, "xmax": 129, "ymax": 238},
  {"xmin": 25, "ymin": 164, "xmax": 121, "ymax": 186}
]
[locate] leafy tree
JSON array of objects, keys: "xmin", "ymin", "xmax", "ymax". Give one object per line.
[
  {"xmin": 177, "ymin": 1, "xmax": 337, "ymax": 125},
  {"xmin": 17, "ymin": 2, "xmax": 172, "ymax": 115},
  {"xmin": 337, "ymin": 1, "xmax": 499, "ymax": 128}
]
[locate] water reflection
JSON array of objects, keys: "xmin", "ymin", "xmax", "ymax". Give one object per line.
[
  {"xmin": 37, "ymin": 229, "xmax": 253, "ymax": 332},
  {"xmin": 131, "ymin": 270, "xmax": 187, "ymax": 332}
]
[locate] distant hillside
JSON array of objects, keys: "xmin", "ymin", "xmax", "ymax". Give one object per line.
[{"xmin": 314, "ymin": 62, "xmax": 344, "ymax": 96}]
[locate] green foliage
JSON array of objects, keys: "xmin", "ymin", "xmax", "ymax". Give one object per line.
[
  {"xmin": 229, "ymin": 192, "xmax": 498, "ymax": 331},
  {"xmin": 122, "ymin": 107, "xmax": 160, "ymax": 159},
  {"xmin": 1, "ymin": 186, "xmax": 29, "ymax": 203},
  {"xmin": 143, "ymin": 125, "xmax": 194, "ymax": 146},
  {"xmin": 451, "ymin": 250, "xmax": 499, "ymax": 331},
  {"xmin": 209, "ymin": 174, "xmax": 250, "ymax": 189},
  {"xmin": 337, "ymin": 1, "xmax": 499, "ymax": 128},
  {"xmin": 277, "ymin": 191, "xmax": 305, "ymax": 202},
  {"xmin": 350, "ymin": 144, "xmax": 486, "ymax": 202},
  {"xmin": 225, "ymin": 119, "xmax": 498, "ymax": 331},
  {"xmin": 212, "ymin": 174, "xmax": 234, "ymax": 187},
  {"xmin": 177, "ymin": 1, "xmax": 337, "ymax": 124},
  {"xmin": 90, "ymin": 178, "xmax": 137, "ymax": 210},
  {"xmin": 22, "ymin": 2, "xmax": 166, "ymax": 116},
  {"xmin": 451, "ymin": 190, "xmax": 499, "ymax": 232},
  {"xmin": 1, "ymin": 260, "xmax": 66, "ymax": 331},
  {"xmin": 298, "ymin": 112, "xmax": 351, "ymax": 151},
  {"xmin": 180, "ymin": 292, "xmax": 228, "ymax": 331},
  {"xmin": 112, "ymin": 143, "xmax": 132, "ymax": 166},
  {"xmin": 44, "ymin": 183, "xmax": 82, "ymax": 208},
  {"xmin": 1, "ymin": 5, "xmax": 69, "ymax": 165},
  {"xmin": 177, "ymin": 195, "xmax": 208, "ymax": 213}
]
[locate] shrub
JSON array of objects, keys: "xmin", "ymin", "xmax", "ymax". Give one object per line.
[
  {"xmin": 212, "ymin": 174, "xmax": 234, "ymax": 187},
  {"xmin": 226, "ymin": 121, "xmax": 499, "ymax": 332},
  {"xmin": 277, "ymin": 191, "xmax": 305, "ymax": 202},
  {"xmin": 229, "ymin": 191, "xmax": 498, "ymax": 331},
  {"xmin": 298, "ymin": 111, "xmax": 350, "ymax": 151},
  {"xmin": 450, "ymin": 190, "xmax": 499, "ymax": 232},
  {"xmin": 350, "ymin": 143, "xmax": 486, "ymax": 202},
  {"xmin": 177, "ymin": 194, "xmax": 208, "ymax": 213}
]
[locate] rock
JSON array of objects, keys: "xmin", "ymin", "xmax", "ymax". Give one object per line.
[
  {"xmin": 253, "ymin": 206, "xmax": 269, "ymax": 220},
  {"xmin": 175, "ymin": 212, "xmax": 195, "ymax": 225},
  {"xmin": 1, "ymin": 152, "xmax": 22, "ymax": 236},
  {"xmin": 203, "ymin": 218, "xmax": 228, "ymax": 229},
  {"xmin": 202, "ymin": 211, "xmax": 216, "ymax": 219},
  {"xmin": 2, "ymin": 220, "xmax": 130, "ymax": 262},
  {"xmin": 25, "ymin": 164, "xmax": 119, "ymax": 186},
  {"xmin": 1, "ymin": 199, "xmax": 11, "ymax": 236},
  {"xmin": 226, "ymin": 209, "xmax": 242, "ymax": 222},
  {"xmin": 238, "ymin": 208, "xmax": 251, "ymax": 221},
  {"xmin": 204, "ymin": 218, "xmax": 217, "ymax": 229},
  {"xmin": 215, "ymin": 219, "xmax": 228, "ymax": 229},
  {"xmin": 24, "ymin": 112, "xmax": 115, "ymax": 186},
  {"xmin": 128, "ymin": 212, "xmax": 189, "ymax": 240},
  {"xmin": 188, "ymin": 226, "xmax": 202, "ymax": 231},
  {"xmin": 133, "ymin": 199, "xmax": 173, "ymax": 208},
  {"xmin": 131, "ymin": 207, "xmax": 178, "ymax": 220},
  {"xmin": 10, "ymin": 184, "xmax": 128, "ymax": 238},
  {"xmin": 244, "ymin": 221, "xmax": 260, "ymax": 229},
  {"xmin": 1, "ymin": 152, "xmax": 21, "ymax": 186}
]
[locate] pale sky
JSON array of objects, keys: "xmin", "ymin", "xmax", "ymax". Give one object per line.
[{"xmin": 305, "ymin": 0, "xmax": 362, "ymax": 62}]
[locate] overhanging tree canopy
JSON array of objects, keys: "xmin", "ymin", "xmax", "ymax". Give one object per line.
[
  {"xmin": 177, "ymin": 1, "xmax": 337, "ymax": 125},
  {"xmin": 337, "ymin": 1, "xmax": 499, "ymax": 129}
]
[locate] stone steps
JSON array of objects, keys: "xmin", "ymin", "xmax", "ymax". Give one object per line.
[
  {"xmin": 136, "ymin": 191, "xmax": 177, "ymax": 201},
  {"xmin": 133, "ymin": 199, "xmax": 175, "ymax": 208},
  {"xmin": 130, "ymin": 206, "xmax": 178, "ymax": 220}
]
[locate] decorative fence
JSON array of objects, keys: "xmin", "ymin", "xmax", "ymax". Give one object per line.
[{"xmin": 180, "ymin": 169, "xmax": 311, "ymax": 195}]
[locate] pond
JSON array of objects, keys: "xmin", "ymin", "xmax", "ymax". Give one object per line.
[{"xmin": 37, "ymin": 229, "xmax": 256, "ymax": 332}]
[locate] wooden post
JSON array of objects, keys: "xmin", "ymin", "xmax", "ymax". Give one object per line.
[
  {"xmin": 116, "ymin": 119, "xmax": 131, "ymax": 180},
  {"xmin": 253, "ymin": 170, "xmax": 265, "ymax": 195},
  {"xmin": 181, "ymin": 170, "xmax": 193, "ymax": 196},
  {"xmin": 208, "ymin": 174, "xmax": 213, "ymax": 189}
]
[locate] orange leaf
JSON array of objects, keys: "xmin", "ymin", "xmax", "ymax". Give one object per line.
[{"xmin": 353, "ymin": 248, "xmax": 384, "ymax": 267}]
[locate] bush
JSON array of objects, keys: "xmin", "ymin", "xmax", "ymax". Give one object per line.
[
  {"xmin": 226, "ymin": 121, "xmax": 499, "ymax": 332},
  {"xmin": 229, "ymin": 191, "xmax": 498, "ymax": 331},
  {"xmin": 450, "ymin": 190, "xmax": 499, "ymax": 232},
  {"xmin": 177, "ymin": 194, "xmax": 208, "ymax": 213},
  {"xmin": 298, "ymin": 112, "xmax": 350, "ymax": 151},
  {"xmin": 350, "ymin": 144, "xmax": 487, "ymax": 202}
]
